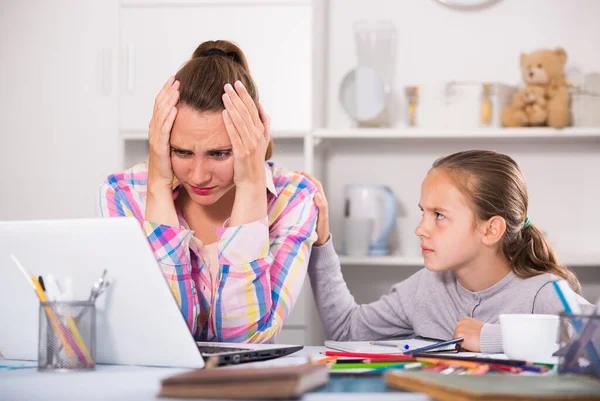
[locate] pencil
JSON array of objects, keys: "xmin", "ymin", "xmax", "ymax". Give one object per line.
[
  {"xmin": 416, "ymin": 357, "xmax": 482, "ymax": 369},
  {"xmin": 331, "ymin": 362, "xmax": 412, "ymax": 370},
  {"xmin": 31, "ymin": 277, "xmax": 78, "ymax": 364},
  {"xmin": 315, "ymin": 356, "xmax": 338, "ymax": 364},
  {"xmin": 322, "ymin": 351, "xmax": 411, "ymax": 359},
  {"xmin": 11, "ymin": 255, "xmax": 78, "ymax": 365},
  {"xmin": 490, "ymin": 364, "xmax": 522, "ymax": 373}
]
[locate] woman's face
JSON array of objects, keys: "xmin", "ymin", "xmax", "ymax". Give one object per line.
[{"xmin": 169, "ymin": 106, "xmax": 235, "ymax": 206}]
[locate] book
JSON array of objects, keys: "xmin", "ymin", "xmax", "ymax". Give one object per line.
[
  {"xmin": 384, "ymin": 370, "xmax": 600, "ymax": 401},
  {"xmin": 158, "ymin": 363, "xmax": 329, "ymax": 399}
]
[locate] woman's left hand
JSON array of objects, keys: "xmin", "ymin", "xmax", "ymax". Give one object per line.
[
  {"xmin": 222, "ymin": 81, "xmax": 270, "ymax": 190},
  {"xmin": 453, "ymin": 317, "xmax": 484, "ymax": 352}
]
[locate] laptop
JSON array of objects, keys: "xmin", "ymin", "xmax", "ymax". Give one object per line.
[{"xmin": 0, "ymin": 217, "xmax": 302, "ymax": 368}]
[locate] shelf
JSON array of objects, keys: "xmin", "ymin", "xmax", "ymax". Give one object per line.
[
  {"xmin": 312, "ymin": 127, "xmax": 600, "ymax": 140},
  {"xmin": 338, "ymin": 254, "xmax": 600, "ymax": 267},
  {"xmin": 121, "ymin": 130, "xmax": 306, "ymax": 141},
  {"xmin": 122, "ymin": 0, "xmax": 311, "ymax": 7}
]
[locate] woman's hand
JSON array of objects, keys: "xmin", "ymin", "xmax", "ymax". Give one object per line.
[
  {"xmin": 147, "ymin": 76, "xmax": 180, "ymax": 190},
  {"xmin": 145, "ymin": 76, "xmax": 180, "ymax": 227},
  {"xmin": 300, "ymin": 172, "xmax": 330, "ymax": 246},
  {"xmin": 222, "ymin": 81, "xmax": 270, "ymax": 190},
  {"xmin": 223, "ymin": 81, "xmax": 270, "ymax": 226},
  {"xmin": 453, "ymin": 317, "xmax": 484, "ymax": 352}
]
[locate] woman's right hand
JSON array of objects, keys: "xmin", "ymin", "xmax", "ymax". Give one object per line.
[
  {"xmin": 300, "ymin": 172, "xmax": 330, "ymax": 246},
  {"xmin": 147, "ymin": 76, "xmax": 180, "ymax": 190}
]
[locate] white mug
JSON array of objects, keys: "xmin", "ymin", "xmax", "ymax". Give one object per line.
[
  {"xmin": 499, "ymin": 314, "xmax": 560, "ymax": 362},
  {"xmin": 343, "ymin": 218, "xmax": 374, "ymax": 256}
]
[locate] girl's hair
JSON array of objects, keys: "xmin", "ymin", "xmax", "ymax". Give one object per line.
[
  {"xmin": 174, "ymin": 40, "xmax": 273, "ymax": 160},
  {"xmin": 432, "ymin": 150, "xmax": 581, "ymax": 293}
]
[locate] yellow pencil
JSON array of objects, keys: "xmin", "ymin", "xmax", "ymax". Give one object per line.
[
  {"xmin": 66, "ymin": 315, "xmax": 93, "ymax": 364},
  {"xmin": 11, "ymin": 254, "xmax": 77, "ymax": 364},
  {"xmin": 31, "ymin": 276, "xmax": 78, "ymax": 364}
]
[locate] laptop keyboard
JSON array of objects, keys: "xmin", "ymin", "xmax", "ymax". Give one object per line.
[{"xmin": 197, "ymin": 345, "xmax": 251, "ymax": 354}]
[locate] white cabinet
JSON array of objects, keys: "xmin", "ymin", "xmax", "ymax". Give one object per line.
[
  {"xmin": 120, "ymin": 2, "xmax": 312, "ymax": 136},
  {"xmin": 0, "ymin": 0, "xmax": 120, "ymax": 220}
]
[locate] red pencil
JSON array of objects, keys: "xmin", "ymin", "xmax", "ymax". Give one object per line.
[
  {"xmin": 321, "ymin": 351, "xmax": 412, "ymax": 359},
  {"xmin": 490, "ymin": 364, "xmax": 522, "ymax": 373}
]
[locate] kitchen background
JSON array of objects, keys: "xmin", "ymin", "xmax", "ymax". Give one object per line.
[{"xmin": 2, "ymin": 0, "xmax": 599, "ymax": 346}]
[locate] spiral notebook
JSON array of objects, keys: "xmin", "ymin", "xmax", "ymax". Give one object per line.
[{"xmin": 325, "ymin": 337, "xmax": 459, "ymax": 355}]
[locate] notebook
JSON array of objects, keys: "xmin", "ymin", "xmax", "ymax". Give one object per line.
[
  {"xmin": 384, "ymin": 370, "xmax": 600, "ymax": 401},
  {"xmin": 325, "ymin": 337, "xmax": 458, "ymax": 354},
  {"xmin": 158, "ymin": 363, "xmax": 330, "ymax": 399}
]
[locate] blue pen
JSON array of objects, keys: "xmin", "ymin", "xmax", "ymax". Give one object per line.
[
  {"xmin": 552, "ymin": 281, "xmax": 572, "ymax": 313},
  {"xmin": 403, "ymin": 337, "xmax": 464, "ymax": 355},
  {"xmin": 552, "ymin": 280, "xmax": 600, "ymax": 372}
]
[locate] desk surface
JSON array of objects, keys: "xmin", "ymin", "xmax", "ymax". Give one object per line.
[{"xmin": 0, "ymin": 347, "xmax": 433, "ymax": 401}]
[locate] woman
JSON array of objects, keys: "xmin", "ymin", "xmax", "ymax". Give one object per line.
[{"xmin": 99, "ymin": 40, "xmax": 318, "ymax": 343}]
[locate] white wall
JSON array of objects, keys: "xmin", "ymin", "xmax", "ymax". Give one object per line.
[
  {"xmin": 326, "ymin": 0, "xmax": 600, "ymax": 128},
  {"xmin": 0, "ymin": 0, "xmax": 120, "ymax": 221}
]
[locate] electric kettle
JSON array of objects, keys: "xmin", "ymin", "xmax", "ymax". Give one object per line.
[{"xmin": 344, "ymin": 185, "xmax": 397, "ymax": 256}]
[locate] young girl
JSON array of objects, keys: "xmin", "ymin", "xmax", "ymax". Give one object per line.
[
  {"xmin": 99, "ymin": 40, "xmax": 318, "ymax": 343},
  {"xmin": 303, "ymin": 150, "xmax": 589, "ymax": 353}
]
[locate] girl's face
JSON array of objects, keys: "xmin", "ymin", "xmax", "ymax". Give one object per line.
[
  {"xmin": 169, "ymin": 106, "xmax": 235, "ymax": 207},
  {"xmin": 415, "ymin": 169, "xmax": 484, "ymax": 273}
]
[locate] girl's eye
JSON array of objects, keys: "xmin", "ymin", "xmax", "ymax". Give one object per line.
[
  {"xmin": 210, "ymin": 151, "xmax": 231, "ymax": 160},
  {"xmin": 436, "ymin": 213, "xmax": 445, "ymax": 220},
  {"xmin": 171, "ymin": 148, "xmax": 193, "ymax": 157}
]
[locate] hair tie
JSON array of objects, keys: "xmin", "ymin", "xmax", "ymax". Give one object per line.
[
  {"xmin": 522, "ymin": 217, "xmax": 531, "ymax": 230},
  {"xmin": 206, "ymin": 48, "xmax": 228, "ymax": 57}
]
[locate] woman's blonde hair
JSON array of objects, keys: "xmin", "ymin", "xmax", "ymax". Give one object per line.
[
  {"xmin": 432, "ymin": 150, "xmax": 581, "ymax": 293},
  {"xmin": 174, "ymin": 40, "xmax": 273, "ymax": 160}
]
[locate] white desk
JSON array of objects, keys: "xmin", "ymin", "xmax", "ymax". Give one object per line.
[{"xmin": 0, "ymin": 347, "xmax": 432, "ymax": 401}]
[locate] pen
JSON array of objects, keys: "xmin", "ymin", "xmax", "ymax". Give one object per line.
[
  {"xmin": 404, "ymin": 337, "xmax": 464, "ymax": 355},
  {"xmin": 370, "ymin": 341, "xmax": 410, "ymax": 350}
]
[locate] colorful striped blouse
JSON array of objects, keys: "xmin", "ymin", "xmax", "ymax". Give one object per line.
[{"xmin": 98, "ymin": 162, "xmax": 318, "ymax": 343}]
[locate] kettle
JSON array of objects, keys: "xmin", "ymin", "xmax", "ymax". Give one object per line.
[{"xmin": 344, "ymin": 185, "xmax": 397, "ymax": 256}]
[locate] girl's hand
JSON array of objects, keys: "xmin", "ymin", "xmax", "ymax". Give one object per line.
[
  {"xmin": 453, "ymin": 317, "xmax": 484, "ymax": 352},
  {"xmin": 148, "ymin": 76, "xmax": 180, "ymax": 190},
  {"xmin": 300, "ymin": 172, "xmax": 330, "ymax": 246},
  {"xmin": 222, "ymin": 81, "xmax": 270, "ymax": 190}
]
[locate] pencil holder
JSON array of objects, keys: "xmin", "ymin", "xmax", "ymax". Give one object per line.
[
  {"xmin": 558, "ymin": 313, "xmax": 600, "ymax": 379},
  {"xmin": 38, "ymin": 301, "xmax": 96, "ymax": 371}
]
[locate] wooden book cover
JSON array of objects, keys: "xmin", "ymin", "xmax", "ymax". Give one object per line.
[
  {"xmin": 385, "ymin": 371, "xmax": 600, "ymax": 401},
  {"xmin": 158, "ymin": 364, "xmax": 329, "ymax": 399}
]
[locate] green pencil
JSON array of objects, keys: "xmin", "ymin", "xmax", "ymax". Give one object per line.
[{"xmin": 330, "ymin": 362, "xmax": 411, "ymax": 370}]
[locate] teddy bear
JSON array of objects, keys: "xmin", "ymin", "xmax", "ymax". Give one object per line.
[
  {"xmin": 502, "ymin": 47, "xmax": 571, "ymax": 128},
  {"xmin": 503, "ymin": 86, "xmax": 548, "ymax": 127}
]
